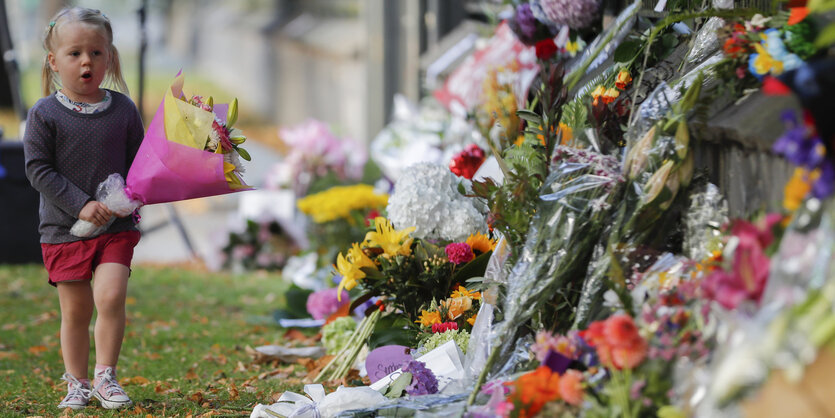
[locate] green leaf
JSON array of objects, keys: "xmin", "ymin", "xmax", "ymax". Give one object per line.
[
  {"xmin": 516, "ymin": 109, "xmax": 542, "ymax": 125},
  {"xmin": 613, "ymin": 39, "xmax": 642, "ymax": 63},
  {"xmin": 235, "ymin": 146, "xmax": 252, "ymax": 161},
  {"xmin": 360, "ymin": 266, "xmax": 386, "ymax": 280},
  {"xmin": 383, "ymin": 372, "xmax": 412, "ymax": 398},
  {"xmin": 457, "ymin": 182, "xmax": 466, "ymax": 195},
  {"xmin": 272, "ymin": 284, "xmax": 313, "ymax": 321},
  {"xmin": 452, "ymin": 250, "xmax": 492, "ymax": 284},
  {"xmin": 368, "ymin": 314, "xmax": 418, "ymax": 349}
]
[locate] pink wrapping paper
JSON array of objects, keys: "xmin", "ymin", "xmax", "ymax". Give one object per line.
[{"xmin": 125, "ymin": 99, "xmax": 250, "ymax": 205}]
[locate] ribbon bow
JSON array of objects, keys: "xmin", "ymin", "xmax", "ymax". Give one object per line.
[{"xmin": 270, "ymin": 384, "xmax": 326, "ymax": 418}]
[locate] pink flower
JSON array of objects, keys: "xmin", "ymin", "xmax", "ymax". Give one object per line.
[
  {"xmin": 702, "ymin": 234, "xmax": 770, "ymax": 310},
  {"xmin": 445, "ymin": 242, "xmax": 475, "ymax": 264},
  {"xmin": 306, "ymin": 288, "xmax": 350, "ymax": 320}
]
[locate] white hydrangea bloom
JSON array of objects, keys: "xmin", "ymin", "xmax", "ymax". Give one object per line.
[{"xmin": 387, "ymin": 163, "xmax": 487, "ymax": 242}]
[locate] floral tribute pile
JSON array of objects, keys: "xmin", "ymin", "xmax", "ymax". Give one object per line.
[{"xmin": 249, "ymin": 1, "xmax": 835, "ymax": 417}]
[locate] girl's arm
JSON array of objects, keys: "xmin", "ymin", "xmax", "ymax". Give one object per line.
[{"xmin": 22, "ymin": 106, "xmax": 92, "ymax": 218}]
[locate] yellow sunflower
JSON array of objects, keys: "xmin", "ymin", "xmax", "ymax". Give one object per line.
[
  {"xmin": 364, "ymin": 217, "xmax": 415, "ymax": 258},
  {"xmin": 465, "ymin": 232, "xmax": 496, "ymax": 254}
]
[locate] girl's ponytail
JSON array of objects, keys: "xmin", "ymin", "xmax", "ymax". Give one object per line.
[
  {"xmin": 107, "ymin": 44, "xmax": 129, "ymax": 96},
  {"xmin": 41, "ymin": 55, "xmax": 54, "ymax": 97},
  {"xmin": 41, "ymin": 17, "xmax": 60, "ymax": 97}
]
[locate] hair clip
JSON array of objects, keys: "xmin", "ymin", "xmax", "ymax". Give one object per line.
[{"xmin": 49, "ymin": 21, "xmax": 55, "ymax": 28}]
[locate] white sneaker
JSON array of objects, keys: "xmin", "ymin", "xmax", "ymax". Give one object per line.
[
  {"xmin": 92, "ymin": 367, "xmax": 132, "ymax": 409},
  {"xmin": 57, "ymin": 373, "xmax": 91, "ymax": 410}
]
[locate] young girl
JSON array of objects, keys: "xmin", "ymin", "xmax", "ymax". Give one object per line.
[{"xmin": 22, "ymin": 7, "xmax": 144, "ymax": 410}]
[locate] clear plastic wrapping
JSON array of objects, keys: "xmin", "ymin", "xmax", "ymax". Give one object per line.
[
  {"xmin": 683, "ymin": 182, "xmax": 729, "ymax": 261},
  {"xmin": 683, "ymin": 17, "xmax": 725, "ymax": 68},
  {"xmin": 626, "ymin": 52, "xmax": 723, "ymax": 144},
  {"xmin": 567, "ymin": 2, "xmax": 640, "ymax": 77},
  {"xmin": 69, "ymin": 173, "xmax": 142, "ymax": 238},
  {"xmin": 476, "ymin": 146, "xmax": 624, "ymax": 383}
]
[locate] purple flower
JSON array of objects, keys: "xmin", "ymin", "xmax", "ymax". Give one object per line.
[
  {"xmin": 401, "ymin": 360, "xmax": 439, "ymax": 396},
  {"xmin": 305, "ymin": 288, "xmax": 350, "ymax": 320},
  {"xmin": 513, "ymin": 3, "xmax": 538, "ymax": 43},
  {"xmin": 813, "ymin": 160, "xmax": 835, "ymax": 198},
  {"xmin": 772, "ymin": 111, "xmax": 824, "ymax": 167},
  {"xmin": 536, "ymin": 0, "xmax": 599, "ymax": 29}
]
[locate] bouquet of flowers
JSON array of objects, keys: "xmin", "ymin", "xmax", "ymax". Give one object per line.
[
  {"xmin": 314, "ymin": 218, "xmax": 494, "ymax": 382},
  {"xmin": 70, "ymin": 73, "xmax": 252, "ymax": 237}
]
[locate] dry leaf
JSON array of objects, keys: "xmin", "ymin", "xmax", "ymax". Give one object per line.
[
  {"xmin": 28, "ymin": 346, "xmax": 47, "ymax": 356},
  {"xmin": 227, "ymin": 383, "xmax": 239, "ymax": 400},
  {"xmin": 189, "ymin": 391, "xmax": 204, "ymax": 404},
  {"xmin": 120, "ymin": 376, "xmax": 151, "ymax": 386},
  {"xmin": 0, "ymin": 352, "xmax": 20, "ymax": 360},
  {"xmin": 185, "ymin": 368, "xmax": 199, "ymax": 380}
]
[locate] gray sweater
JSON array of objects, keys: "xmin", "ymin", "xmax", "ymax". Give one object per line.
[{"xmin": 23, "ymin": 91, "xmax": 144, "ymax": 243}]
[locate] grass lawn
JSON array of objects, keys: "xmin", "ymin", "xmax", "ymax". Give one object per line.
[{"xmin": 0, "ymin": 263, "xmax": 313, "ymax": 417}]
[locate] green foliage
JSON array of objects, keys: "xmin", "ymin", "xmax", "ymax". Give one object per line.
[
  {"xmin": 417, "ymin": 329, "xmax": 471, "ymax": 355},
  {"xmin": 368, "ymin": 314, "xmax": 419, "ymax": 349},
  {"xmin": 383, "ymin": 372, "xmax": 412, "ymax": 399},
  {"xmin": 322, "ymin": 316, "xmax": 358, "ymax": 354},
  {"xmin": 272, "ymin": 284, "xmax": 314, "ymax": 320}
]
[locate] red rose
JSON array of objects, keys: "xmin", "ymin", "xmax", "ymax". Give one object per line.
[
  {"xmin": 534, "ymin": 38, "xmax": 558, "ymax": 60},
  {"xmin": 449, "ymin": 144, "xmax": 486, "ymax": 179}
]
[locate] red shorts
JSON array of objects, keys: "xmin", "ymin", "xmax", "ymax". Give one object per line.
[{"xmin": 41, "ymin": 230, "xmax": 141, "ymax": 286}]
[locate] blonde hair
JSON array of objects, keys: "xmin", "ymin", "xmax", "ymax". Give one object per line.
[{"xmin": 41, "ymin": 7, "xmax": 129, "ymax": 97}]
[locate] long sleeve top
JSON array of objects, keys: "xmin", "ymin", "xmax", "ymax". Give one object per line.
[{"xmin": 23, "ymin": 90, "xmax": 144, "ymax": 243}]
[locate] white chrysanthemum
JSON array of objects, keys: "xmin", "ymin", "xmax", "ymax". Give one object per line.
[
  {"xmin": 224, "ymin": 151, "xmax": 246, "ymax": 173},
  {"xmin": 387, "ymin": 163, "xmax": 487, "ymax": 242}
]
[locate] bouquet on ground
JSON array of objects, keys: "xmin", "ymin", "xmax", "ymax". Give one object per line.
[
  {"xmin": 70, "ymin": 73, "xmax": 252, "ymax": 237},
  {"xmin": 314, "ymin": 218, "xmax": 494, "ymax": 382}
]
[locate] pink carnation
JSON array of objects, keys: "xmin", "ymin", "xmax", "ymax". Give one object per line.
[
  {"xmin": 445, "ymin": 243, "xmax": 475, "ymax": 264},
  {"xmin": 306, "ymin": 288, "xmax": 350, "ymax": 320}
]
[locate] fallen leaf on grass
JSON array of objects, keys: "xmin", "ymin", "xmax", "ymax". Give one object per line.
[
  {"xmin": 302, "ymin": 355, "xmax": 334, "ymax": 380},
  {"xmin": 30, "ymin": 311, "xmax": 58, "ymax": 325},
  {"xmin": 155, "ymin": 382, "xmax": 181, "ymax": 395},
  {"xmin": 0, "ymin": 352, "xmax": 19, "ymax": 360},
  {"xmin": 27, "ymin": 346, "xmax": 47, "ymax": 356},
  {"xmin": 185, "ymin": 368, "xmax": 199, "ymax": 380},
  {"xmin": 227, "ymin": 382, "xmax": 239, "ymax": 400},
  {"xmin": 120, "ymin": 376, "xmax": 151, "ymax": 386},
  {"xmin": 188, "ymin": 391, "xmax": 204, "ymax": 404}
]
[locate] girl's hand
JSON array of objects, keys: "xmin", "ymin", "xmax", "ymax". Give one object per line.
[{"xmin": 79, "ymin": 201, "xmax": 113, "ymax": 226}]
